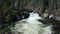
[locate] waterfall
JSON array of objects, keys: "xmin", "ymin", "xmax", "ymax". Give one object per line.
[{"xmin": 11, "ymin": 12, "xmax": 52, "ymax": 34}]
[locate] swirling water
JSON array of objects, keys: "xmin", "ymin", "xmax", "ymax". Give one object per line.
[{"xmin": 11, "ymin": 12, "xmax": 52, "ymax": 34}]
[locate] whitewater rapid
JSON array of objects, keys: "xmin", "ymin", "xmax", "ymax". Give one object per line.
[{"xmin": 11, "ymin": 12, "xmax": 52, "ymax": 34}]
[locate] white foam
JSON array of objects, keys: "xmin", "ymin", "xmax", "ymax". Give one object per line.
[{"xmin": 11, "ymin": 12, "xmax": 52, "ymax": 34}]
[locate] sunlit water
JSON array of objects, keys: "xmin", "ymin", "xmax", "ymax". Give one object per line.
[{"xmin": 11, "ymin": 12, "xmax": 52, "ymax": 34}]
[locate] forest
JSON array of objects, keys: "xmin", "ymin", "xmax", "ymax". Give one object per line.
[{"xmin": 0, "ymin": 0, "xmax": 60, "ymax": 34}]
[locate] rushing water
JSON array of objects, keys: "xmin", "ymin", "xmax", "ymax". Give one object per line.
[{"xmin": 11, "ymin": 12, "xmax": 52, "ymax": 34}]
